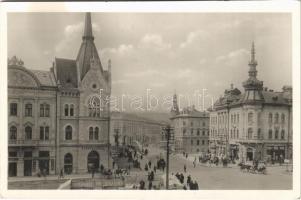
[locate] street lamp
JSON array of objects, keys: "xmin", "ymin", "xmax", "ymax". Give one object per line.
[{"xmin": 162, "ymin": 125, "xmax": 173, "ymax": 190}]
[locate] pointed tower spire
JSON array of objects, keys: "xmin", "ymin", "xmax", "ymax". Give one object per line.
[
  {"xmin": 83, "ymin": 12, "xmax": 94, "ymax": 40},
  {"xmin": 171, "ymin": 92, "xmax": 180, "ymax": 115},
  {"xmin": 248, "ymin": 41, "xmax": 258, "ymax": 78},
  {"xmin": 76, "ymin": 12, "xmax": 103, "ymax": 80}
]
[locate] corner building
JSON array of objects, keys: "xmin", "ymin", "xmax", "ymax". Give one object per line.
[
  {"xmin": 209, "ymin": 43, "xmax": 292, "ymax": 163},
  {"xmin": 170, "ymin": 94, "xmax": 210, "ymax": 154},
  {"xmin": 8, "ymin": 13, "xmax": 111, "ymax": 177}
]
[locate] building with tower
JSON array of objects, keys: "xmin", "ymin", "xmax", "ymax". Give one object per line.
[
  {"xmin": 8, "ymin": 13, "xmax": 112, "ymax": 177},
  {"xmin": 170, "ymin": 94, "xmax": 210, "ymax": 153},
  {"xmin": 209, "ymin": 43, "xmax": 292, "ymax": 163}
]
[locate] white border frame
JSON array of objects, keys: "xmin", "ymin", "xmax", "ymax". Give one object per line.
[{"xmin": 0, "ymin": 2, "xmax": 300, "ymax": 200}]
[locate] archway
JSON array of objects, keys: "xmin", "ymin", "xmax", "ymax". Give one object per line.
[
  {"xmin": 246, "ymin": 148, "xmax": 254, "ymax": 161},
  {"xmin": 87, "ymin": 151, "xmax": 99, "ymax": 172},
  {"xmin": 64, "ymin": 153, "xmax": 73, "ymax": 174}
]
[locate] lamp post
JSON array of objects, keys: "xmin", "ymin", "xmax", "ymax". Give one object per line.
[{"xmin": 162, "ymin": 125, "xmax": 172, "ymax": 190}]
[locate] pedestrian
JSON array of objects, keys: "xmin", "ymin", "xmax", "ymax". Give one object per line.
[
  {"xmin": 184, "ymin": 164, "xmax": 187, "ymax": 173},
  {"xmin": 153, "ymin": 166, "xmax": 157, "ymax": 173},
  {"xmin": 59, "ymin": 168, "xmax": 64, "ymax": 179},
  {"xmin": 148, "ymin": 160, "xmax": 152, "ymax": 168},
  {"xmin": 113, "ymin": 161, "xmax": 115, "ymax": 169},
  {"xmin": 145, "ymin": 163, "xmax": 149, "ymax": 171},
  {"xmin": 92, "ymin": 168, "xmax": 95, "ymax": 178},
  {"xmin": 139, "ymin": 180, "xmax": 145, "ymax": 190},
  {"xmin": 193, "ymin": 161, "xmax": 196, "ymax": 168},
  {"xmin": 194, "ymin": 181, "xmax": 199, "ymax": 190},
  {"xmin": 148, "ymin": 181, "xmax": 153, "ymax": 190},
  {"xmin": 187, "ymin": 175, "xmax": 191, "ymax": 186}
]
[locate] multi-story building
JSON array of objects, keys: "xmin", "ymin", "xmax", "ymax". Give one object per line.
[
  {"xmin": 170, "ymin": 95, "xmax": 210, "ymax": 154},
  {"xmin": 110, "ymin": 112, "xmax": 168, "ymax": 148},
  {"xmin": 209, "ymin": 43, "xmax": 292, "ymax": 162},
  {"xmin": 8, "ymin": 13, "xmax": 112, "ymax": 177}
]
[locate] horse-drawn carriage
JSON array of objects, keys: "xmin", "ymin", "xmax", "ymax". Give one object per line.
[{"xmin": 238, "ymin": 161, "xmax": 267, "ymax": 174}]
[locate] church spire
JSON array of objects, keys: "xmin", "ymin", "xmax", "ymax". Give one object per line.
[
  {"xmin": 83, "ymin": 12, "xmax": 94, "ymax": 40},
  {"xmin": 76, "ymin": 12, "xmax": 103, "ymax": 80},
  {"xmin": 248, "ymin": 41, "xmax": 258, "ymax": 78}
]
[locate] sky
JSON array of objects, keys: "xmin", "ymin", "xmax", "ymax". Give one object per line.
[{"xmin": 8, "ymin": 13, "xmax": 292, "ymax": 112}]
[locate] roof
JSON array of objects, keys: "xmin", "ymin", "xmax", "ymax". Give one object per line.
[
  {"xmin": 172, "ymin": 106, "xmax": 209, "ymax": 119},
  {"xmin": 76, "ymin": 13, "xmax": 103, "ymax": 80},
  {"xmin": 55, "ymin": 58, "xmax": 78, "ymax": 88},
  {"xmin": 262, "ymin": 91, "xmax": 291, "ymax": 105},
  {"xmin": 30, "ymin": 70, "xmax": 56, "ymax": 87},
  {"xmin": 111, "ymin": 111, "xmax": 168, "ymax": 125}
]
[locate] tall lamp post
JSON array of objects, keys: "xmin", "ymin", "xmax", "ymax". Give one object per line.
[{"xmin": 162, "ymin": 125, "xmax": 172, "ymax": 190}]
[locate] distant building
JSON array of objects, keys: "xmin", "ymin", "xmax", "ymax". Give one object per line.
[
  {"xmin": 170, "ymin": 95, "xmax": 210, "ymax": 154},
  {"xmin": 209, "ymin": 43, "xmax": 292, "ymax": 162},
  {"xmin": 8, "ymin": 13, "xmax": 111, "ymax": 177},
  {"xmin": 110, "ymin": 112, "xmax": 168, "ymax": 148}
]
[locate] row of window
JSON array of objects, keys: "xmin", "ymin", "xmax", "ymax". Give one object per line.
[
  {"xmin": 190, "ymin": 139, "xmax": 209, "ymax": 146},
  {"xmin": 64, "ymin": 126, "xmax": 100, "ymax": 141},
  {"xmin": 210, "ymin": 128, "xmax": 286, "ymax": 140},
  {"xmin": 10, "ymin": 103, "xmax": 50, "ymax": 117},
  {"xmin": 211, "ymin": 112, "xmax": 287, "ymax": 125},
  {"xmin": 183, "ymin": 128, "xmax": 209, "ymax": 136},
  {"xmin": 268, "ymin": 113, "xmax": 286, "ymax": 124},
  {"xmin": 182, "ymin": 121, "xmax": 207, "ymax": 127},
  {"xmin": 9, "ymin": 125, "xmax": 49, "ymax": 140},
  {"xmin": 9, "ymin": 125, "xmax": 103, "ymax": 141}
]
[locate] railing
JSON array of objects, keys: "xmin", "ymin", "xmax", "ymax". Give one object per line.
[
  {"xmin": 8, "ymin": 139, "xmax": 54, "ymax": 146},
  {"xmin": 70, "ymin": 178, "xmax": 125, "ymax": 189}
]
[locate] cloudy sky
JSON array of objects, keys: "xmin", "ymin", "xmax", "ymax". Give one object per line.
[{"xmin": 8, "ymin": 13, "xmax": 292, "ymax": 111}]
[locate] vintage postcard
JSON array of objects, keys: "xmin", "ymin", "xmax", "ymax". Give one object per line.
[{"xmin": 0, "ymin": 1, "xmax": 300, "ymax": 200}]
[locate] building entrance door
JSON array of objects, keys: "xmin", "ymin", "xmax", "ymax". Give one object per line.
[
  {"xmin": 24, "ymin": 160, "xmax": 32, "ymax": 176},
  {"xmin": 8, "ymin": 162, "xmax": 17, "ymax": 177},
  {"xmin": 39, "ymin": 151, "xmax": 49, "ymax": 175},
  {"xmin": 87, "ymin": 151, "xmax": 99, "ymax": 172},
  {"xmin": 247, "ymin": 148, "xmax": 254, "ymax": 161}
]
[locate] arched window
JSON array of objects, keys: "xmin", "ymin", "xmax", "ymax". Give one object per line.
[
  {"xmin": 237, "ymin": 129, "xmax": 239, "ymax": 138},
  {"xmin": 25, "ymin": 104, "xmax": 32, "ymax": 117},
  {"xmin": 88, "ymin": 96, "xmax": 100, "ymax": 117},
  {"xmin": 94, "ymin": 127, "xmax": 99, "ymax": 140},
  {"xmin": 248, "ymin": 112, "xmax": 254, "ymax": 124},
  {"xmin": 269, "ymin": 129, "xmax": 273, "ymax": 139},
  {"xmin": 9, "ymin": 126, "xmax": 17, "ymax": 140},
  {"xmin": 25, "ymin": 126, "xmax": 32, "ymax": 140},
  {"xmin": 64, "ymin": 105, "xmax": 69, "ymax": 116},
  {"xmin": 197, "ymin": 140, "xmax": 200, "ymax": 145},
  {"xmin": 281, "ymin": 130, "xmax": 285, "ymax": 140},
  {"xmin": 65, "ymin": 125, "xmax": 72, "ymax": 140},
  {"xmin": 268, "ymin": 113, "xmax": 273, "ymax": 123},
  {"xmin": 89, "ymin": 127, "xmax": 93, "ymax": 140},
  {"xmin": 197, "ymin": 129, "xmax": 200, "ymax": 136},
  {"xmin": 191, "ymin": 140, "xmax": 193, "ymax": 145},
  {"xmin": 70, "ymin": 105, "xmax": 74, "ymax": 116},
  {"xmin": 64, "ymin": 153, "xmax": 73, "ymax": 174},
  {"xmin": 275, "ymin": 113, "xmax": 279, "ymax": 124},
  {"xmin": 247, "ymin": 128, "xmax": 253, "ymax": 139},
  {"xmin": 281, "ymin": 114, "xmax": 285, "ymax": 124},
  {"xmin": 275, "ymin": 129, "xmax": 279, "ymax": 139}
]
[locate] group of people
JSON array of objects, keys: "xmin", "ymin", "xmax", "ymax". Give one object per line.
[{"xmin": 174, "ymin": 172, "xmax": 199, "ymax": 190}]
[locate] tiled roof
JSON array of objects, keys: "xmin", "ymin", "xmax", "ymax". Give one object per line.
[
  {"xmin": 55, "ymin": 58, "xmax": 78, "ymax": 88},
  {"xmin": 30, "ymin": 70, "xmax": 56, "ymax": 87},
  {"xmin": 262, "ymin": 91, "xmax": 291, "ymax": 105},
  {"xmin": 111, "ymin": 111, "xmax": 168, "ymax": 125}
]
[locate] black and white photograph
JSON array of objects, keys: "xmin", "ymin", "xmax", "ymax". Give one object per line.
[{"xmin": 0, "ymin": 1, "xmax": 300, "ymax": 199}]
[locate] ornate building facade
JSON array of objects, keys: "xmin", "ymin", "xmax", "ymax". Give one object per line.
[
  {"xmin": 170, "ymin": 95, "xmax": 210, "ymax": 154},
  {"xmin": 8, "ymin": 13, "xmax": 111, "ymax": 177},
  {"xmin": 209, "ymin": 43, "xmax": 292, "ymax": 163}
]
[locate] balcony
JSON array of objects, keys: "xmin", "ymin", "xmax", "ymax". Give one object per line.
[{"xmin": 8, "ymin": 139, "xmax": 54, "ymax": 147}]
